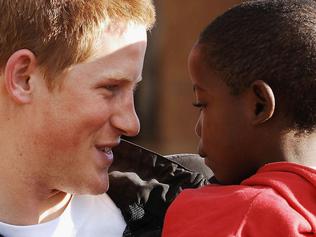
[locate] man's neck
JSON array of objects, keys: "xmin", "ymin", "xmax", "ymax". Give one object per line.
[
  {"xmin": 0, "ymin": 182, "xmax": 71, "ymax": 225},
  {"xmin": 0, "ymin": 140, "xmax": 73, "ymax": 225},
  {"xmin": 39, "ymin": 192, "xmax": 72, "ymax": 223}
]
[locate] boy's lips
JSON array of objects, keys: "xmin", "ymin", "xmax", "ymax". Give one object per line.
[{"xmin": 198, "ymin": 144, "xmax": 207, "ymax": 158}]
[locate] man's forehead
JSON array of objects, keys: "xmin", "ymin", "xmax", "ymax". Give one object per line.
[
  {"xmin": 99, "ymin": 22, "xmax": 147, "ymax": 52},
  {"xmin": 104, "ymin": 21, "xmax": 147, "ymax": 38},
  {"xmin": 88, "ymin": 23, "xmax": 147, "ymax": 67}
]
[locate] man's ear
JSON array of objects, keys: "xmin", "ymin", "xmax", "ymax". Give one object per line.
[
  {"xmin": 249, "ymin": 80, "xmax": 275, "ymax": 125},
  {"xmin": 4, "ymin": 49, "xmax": 37, "ymax": 104}
]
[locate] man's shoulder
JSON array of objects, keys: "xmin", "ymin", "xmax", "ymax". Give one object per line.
[
  {"xmin": 68, "ymin": 194, "xmax": 126, "ymax": 236},
  {"xmin": 72, "ymin": 193, "xmax": 120, "ymax": 212}
]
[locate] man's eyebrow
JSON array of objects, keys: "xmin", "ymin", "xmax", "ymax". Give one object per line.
[{"xmin": 100, "ymin": 72, "xmax": 142, "ymax": 83}]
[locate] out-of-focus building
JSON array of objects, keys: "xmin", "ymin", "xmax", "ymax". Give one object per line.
[{"xmin": 129, "ymin": 0, "xmax": 241, "ymax": 155}]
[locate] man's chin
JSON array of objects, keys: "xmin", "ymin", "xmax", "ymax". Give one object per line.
[
  {"xmin": 84, "ymin": 175, "xmax": 110, "ymax": 195},
  {"xmin": 86, "ymin": 185, "xmax": 109, "ymax": 195},
  {"xmin": 95, "ymin": 177, "xmax": 110, "ymax": 194}
]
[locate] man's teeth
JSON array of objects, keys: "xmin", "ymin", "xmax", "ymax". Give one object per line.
[{"xmin": 100, "ymin": 147, "xmax": 112, "ymax": 154}]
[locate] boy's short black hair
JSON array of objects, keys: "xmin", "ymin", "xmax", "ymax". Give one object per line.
[{"xmin": 198, "ymin": 0, "xmax": 316, "ymax": 132}]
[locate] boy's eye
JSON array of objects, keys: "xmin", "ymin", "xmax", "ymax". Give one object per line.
[{"xmin": 192, "ymin": 102, "xmax": 207, "ymax": 110}]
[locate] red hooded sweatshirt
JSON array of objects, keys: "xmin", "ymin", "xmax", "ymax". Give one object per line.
[{"xmin": 162, "ymin": 162, "xmax": 316, "ymax": 237}]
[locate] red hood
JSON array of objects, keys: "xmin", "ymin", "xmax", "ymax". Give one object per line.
[{"xmin": 242, "ymin": 162, "xmax": 316, "ymax": 231}]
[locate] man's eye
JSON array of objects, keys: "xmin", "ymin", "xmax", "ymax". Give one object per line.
[
  {"xmin": 192, "ymin": 102, "xmax": 207, "ymax": 110},
  {"xmin": 104, "ymin": 84, "xmax": 119, "ymax": 91}
]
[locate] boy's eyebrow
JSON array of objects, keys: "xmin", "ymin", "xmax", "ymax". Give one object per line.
[{"xmin": 193, "ymin": 84, "xmax": 205, "ymax": 92}]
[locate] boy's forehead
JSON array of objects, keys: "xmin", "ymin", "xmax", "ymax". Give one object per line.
[{"xmin": 189, "ymin": 48, "xmax": 213, "ymax": 85}]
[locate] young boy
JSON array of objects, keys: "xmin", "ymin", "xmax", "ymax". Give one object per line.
[{"xmin": 163, "ymin": 0, "xmax": 316, "ymax": 236}]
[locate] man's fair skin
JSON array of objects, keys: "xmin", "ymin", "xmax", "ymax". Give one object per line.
[{"xmin": 0, "ymin": 22, "xmax": 147, "ymax": 225}]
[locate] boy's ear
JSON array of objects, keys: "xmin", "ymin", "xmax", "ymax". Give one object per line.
[
  {"xmin": 4, "ymin": 49, "xmax": 37, "ymax": 104},
  {"xmin": 249, "ymin": 80, "xmax": 275, "ymax": 125}
]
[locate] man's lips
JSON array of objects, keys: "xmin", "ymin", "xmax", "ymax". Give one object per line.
[
  {"xmin": 95, "ymin": 142, "xmax": 120, "ymax": 165},
  {"xmin": 96, "ymin": 146, "xmax": 113, "ymax": 155},
  {"xmin": 96, "ymin": 146, "xmax": 114, "ymax": 161}
]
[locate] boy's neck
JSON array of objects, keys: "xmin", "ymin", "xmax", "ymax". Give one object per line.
[{"xmin": 281, "ymin": 130, "xmax": 316, "ymax": 167}]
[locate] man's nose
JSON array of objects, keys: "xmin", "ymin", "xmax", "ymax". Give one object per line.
[{"xmin": 111, "ymin": 99, "xmax": 140, "ymax": 137}]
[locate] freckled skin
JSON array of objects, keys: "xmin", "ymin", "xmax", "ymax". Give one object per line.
[{"xmin": 20, "ymin": 23, "xmax": 148, "ymax": 195}]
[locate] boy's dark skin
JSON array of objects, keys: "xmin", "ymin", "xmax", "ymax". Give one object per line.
[
  {"xmin": 189, "ymin": 0, "xmax": 316, "ymax": 185},
  {"xmin": 190, "ymin": 45, "xmax": 316, "ymax": 185},
  {"xmin": 162, "ymin": 1, "xmax": 316, "ymax": 235}
]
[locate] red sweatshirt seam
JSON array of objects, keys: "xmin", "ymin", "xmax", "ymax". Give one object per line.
[{"xmin": 233, "ymin": 190, "xmax": 263, "ymax": 236}]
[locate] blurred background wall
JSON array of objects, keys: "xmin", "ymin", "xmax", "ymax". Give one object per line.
[{"xmin": 127, "ymin": 0, "xmax": 241, "ymax": 155}]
